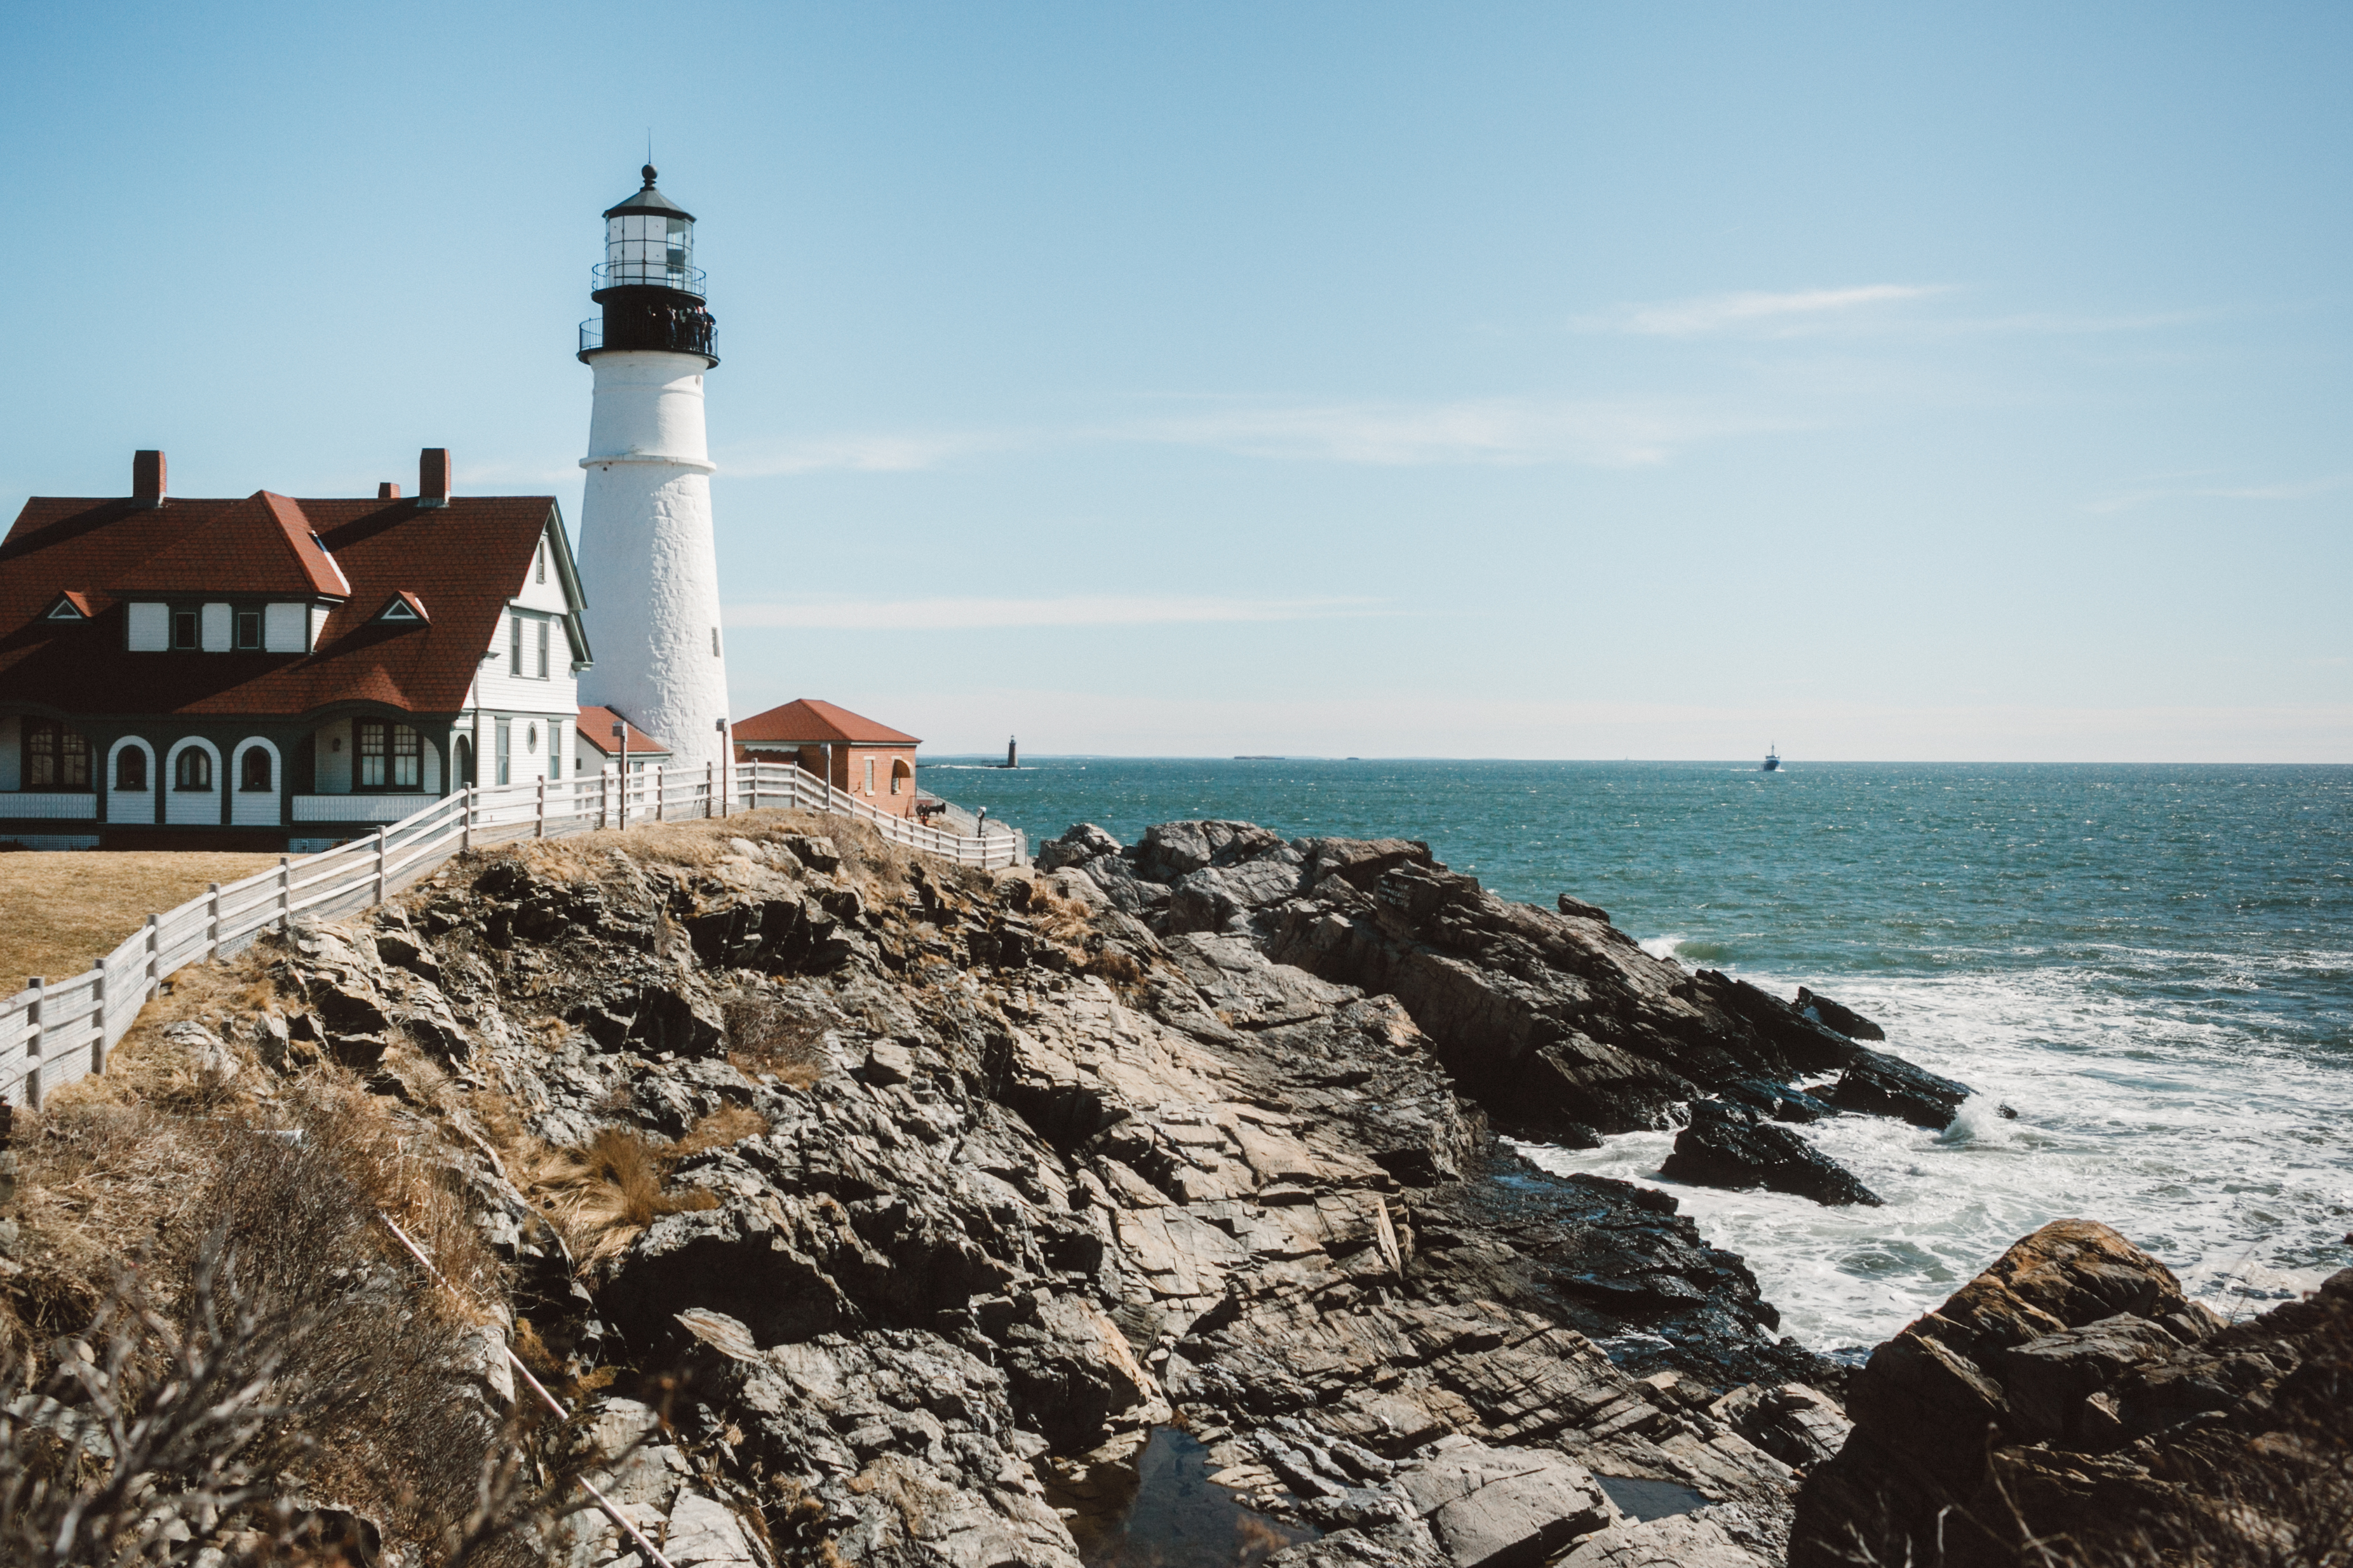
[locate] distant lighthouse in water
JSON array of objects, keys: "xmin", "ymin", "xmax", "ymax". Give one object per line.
[{"xmin": 574, "ymin": 165, "xmax": 731, "ymax": 776}]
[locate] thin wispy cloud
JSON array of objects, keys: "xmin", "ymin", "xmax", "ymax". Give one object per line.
[
  {"xmin": 2086, "ymin": 472, "xmax": 2353, "ymax": 514},
  {"xmin": 717, "ymin": 395, "xmax": 1786, "ymax": 476},
  {"xmin": 1577, "ymin": 284, "xmax": 1948, "ymax": 338},
  {"xmin": 1126, "ymin": 397, "xmax": 1786, "ymax": 467},
  {"xmin": 725, "ymin": 432, "xmax": 1015, "ymax": 478},
  {"xmin": 724, "ymin": 594, "xmax": 1389, "ymax": 631}
]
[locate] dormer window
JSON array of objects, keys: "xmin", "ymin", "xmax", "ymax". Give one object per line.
[
  {"xmin": 375, "ymin": 593, "xmax": 427, "ymax": 624},
  {"xmin": 44, "ymin": 593, "xmax": 90, "ymax": 620}
]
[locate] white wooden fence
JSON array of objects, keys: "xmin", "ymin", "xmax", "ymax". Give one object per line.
[{"xmin": 0, "ymin": 761, "xmax": 1023, "ymax": 1108}]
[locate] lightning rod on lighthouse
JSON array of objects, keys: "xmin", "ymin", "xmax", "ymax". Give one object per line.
[{"xmin": 574, "ymin": 164, "xmax": 731, "ymax": 778}]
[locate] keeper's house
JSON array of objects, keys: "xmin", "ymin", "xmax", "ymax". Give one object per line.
[{"xmin": 0, "ymin": 449, "xmax": 590, "ymax": 852}]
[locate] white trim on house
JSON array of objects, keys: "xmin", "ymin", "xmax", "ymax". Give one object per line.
[
  {"xmin": 230, "ymin": 737, "xmax": 282, "ymax": 826},
  {"xmin": 164, "ymin": 737, "xmax": 222, "ymax": 825},
  {"xmin": 107, "ymin": 736, "xmax": 155, "ymax": 824}
]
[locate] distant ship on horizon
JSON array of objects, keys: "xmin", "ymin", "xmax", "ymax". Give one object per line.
[{"xmin": 1762, "ymin": 743, "xmax": 1782, "ymax": 772}]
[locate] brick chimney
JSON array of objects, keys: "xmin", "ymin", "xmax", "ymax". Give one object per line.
[
  {"xmin": 132, "ymin": 450, "xmax": 166, "ymax": 508},
  {"xmin": 378, "ymin": 481, "xmax": 401, "ymax": 499},
  {"xmin": 418, "ymin": 448, "xmax": 450, "ymax": 509}
]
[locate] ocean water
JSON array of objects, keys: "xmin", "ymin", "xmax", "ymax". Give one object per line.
[{"xmin": 926, "ymin": 757, "xmax": 2353, "ymax": 1355}]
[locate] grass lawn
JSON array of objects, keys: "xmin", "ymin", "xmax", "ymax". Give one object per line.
[{"xmin": 0, "ymin": 851, "xmax": 283, "ymax": 991}]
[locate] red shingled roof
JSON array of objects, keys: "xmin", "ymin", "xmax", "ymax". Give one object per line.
[
  {"xmin": 732, "ymin": 698, "xmax": 920, "ymax": 746},
  {"xmin": 577, "ymin": 705, "xmax": 671, "ymax": 756},
  {"xmin": 0, "ymin": 492, "xmax": 560, "ymax": 718},
  {"xmin": 114, "ymin": 491, "xmax": 350, "ymax": 597}
]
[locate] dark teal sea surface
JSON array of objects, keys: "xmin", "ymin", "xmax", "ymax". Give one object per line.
[{"xmin": 926, "ymin": 756, "xmax": 2353, "ymax": 1350}]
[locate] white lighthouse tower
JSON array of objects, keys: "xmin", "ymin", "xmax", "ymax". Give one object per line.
[{"xmin": 574, "ymin": 165, "xmax": 731, "ymax": 777}]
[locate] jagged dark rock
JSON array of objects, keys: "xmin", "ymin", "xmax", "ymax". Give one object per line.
[
  {"xmin": 1793, "ymin": 987, "xmax": 1884, "ymax": 1042},
  {"xmin": 1791, "ymin": 1219, "xmax": 2353, "ymax": 1568},
  {"xmin": 1660, "ymin": 1101, "xmax": 1884, "ymax": 1208},
  {"xmin": 1829, "ymin": 1045, "xmax": 1972, "ymax": 1129},
  {"xmin": 1042, "ymin": 822, "xmax": 1964, "ymax": 1154}
]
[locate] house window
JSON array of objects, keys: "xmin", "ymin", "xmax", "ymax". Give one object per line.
[
  {"xmin": 891, "ymin": 758, "xmax": 910, "ymax": 795},
  {"xmin": 356, "ymin": 721, "xmax": 421, "ymax": 788},
  {"xmin": 510, "ymin": 615, "xmax": 524, "ymax": 675},
  {"xmin": 537, "ymin": 619, "xmax": 549, "ymax": 678},
  {"xmin": 173, "ymin": 610, "xmax": 199, "ymax": 650},
  {"xmin": 358, "ymin": 721, "xmax": 386, "ymax": 786},
  {"xmin": 865, "ymin": 756, "xmax": 875, "ymax": 794},
  {"xmin": 235, "ymin": 610, "xmax": 261, "ymax": 650},
  {"xmin": 239, "ymin": 746, "xmax": 273, "ymax": 792},
  {"xmin": 536, "ymin": 540, "xmax": 547, "ymax": 583},
  {"xmin": 174, "ymin": 747, "xmax": 212, "ymax": 791},
  {"xmin": 116, "ymin": 746, "xmax": 147, "ymax": 791},
  {"xmin": 496, "ymin": 719, "xmax": 511, "ymax": 786},
  {"xmin": 24, "ymin": 721, "xmax": 90, "ymax": 789}
]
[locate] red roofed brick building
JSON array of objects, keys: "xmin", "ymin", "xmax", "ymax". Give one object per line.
[
  {"xmin": 0, "ymin": 449, "xmax": 598, "ymax": 849},
  {"xmin": 732, "ymin": 699, "xmax": 921, "ymax": 816}
]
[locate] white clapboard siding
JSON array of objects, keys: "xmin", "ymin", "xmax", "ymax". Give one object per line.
[{"xmin": 1, "ymin": 761, "xmax": 1022, "ymax": 1106}]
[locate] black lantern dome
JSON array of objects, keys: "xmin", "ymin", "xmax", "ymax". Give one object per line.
[{"xmin": 579, "ymin": 166, "xmax": 717, "ymax": 365}]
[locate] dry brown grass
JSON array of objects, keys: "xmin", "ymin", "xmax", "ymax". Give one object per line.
[
  {"xmin": 0, "ymin": 850, "xmax": 280, "ymax": 991},
  {"xmin": 525, "ymin": 1107, "xmax": 767, "ymax": 1270},
  {"xmin": 1026, "ymin": 881, "xmax": 1097, "ymax": 948}
]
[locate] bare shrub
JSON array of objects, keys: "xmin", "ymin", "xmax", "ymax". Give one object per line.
[
  {"xmin": 1078, "ymin": 946, "xmax": 1146, "ymax": 988},
  {"xmin": 724, "ymin": 992, "xmax": 829, "ymax": 1088},
  {"xmin": 0, "ymin": 1103, "xmax": 551, "ymax": 1567}
]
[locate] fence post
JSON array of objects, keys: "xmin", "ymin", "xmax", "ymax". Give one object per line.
[
  {"xmin": 461, "ymin": 786, "xmax": 475, "ymax": 852},
  {"xmin": 277, "ymin": 857, "xmax": 292, "ymax": 931},
  {"xmin": 374, "ymin": 827, "xmax": 390, "ymax": 906},
  {"xmin": 206, "ymin": 882, "xmax": 222, "ymax": 962},
  {"xmin": 24, "ymin": 977, "xmax": 41, "ymax": 1110},
  {"xmin": 90, "ymin": 955, "xmax": 107, "ymax": 1075},
  {"xmin": 536, "ymin": 776, "xmax": 548, "ymax": 838},
  {"xmin": 654, "ymin": 764, "xmax": 665, "ymax": 822},
  {"xmin": 706, "ymin": 760, "xmax": 715, "ymax": 819},
  {"xmin": 145, "ymin": 914, "xmax": 161, "ymax": 998}
]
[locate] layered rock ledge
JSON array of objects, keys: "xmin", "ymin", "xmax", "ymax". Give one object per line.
[{"xmin": 10, "ymin": 810, "xmax": 2136, "ymax": 1568}]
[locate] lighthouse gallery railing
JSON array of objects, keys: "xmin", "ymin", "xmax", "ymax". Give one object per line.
[{"xmin": 0, "ymin": 760, "xmax": 1023, "ymax": 1108}]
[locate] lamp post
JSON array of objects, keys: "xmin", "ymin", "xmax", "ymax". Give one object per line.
[
  {"xmin": 612, "ymin": 720, "xmax": 627, "ymax": 826},
  {"xmin": 715, "ymin": 715, "xmax": 730, "ymax": 816}
]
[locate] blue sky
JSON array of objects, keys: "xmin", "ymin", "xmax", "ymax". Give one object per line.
[{"xmin": 4, "ymin": 2, "xmax": 2347, "ymax": 760}]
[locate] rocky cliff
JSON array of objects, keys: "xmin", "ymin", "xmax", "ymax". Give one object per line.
[{"xmin": 11, "ymin": 809, "xmax": 2139, "ymax": 1568}]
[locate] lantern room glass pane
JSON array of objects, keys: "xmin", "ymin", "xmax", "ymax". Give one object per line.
[{"xmin": 605, "ymin": 211, "xmax": 696, "ymax": 288}]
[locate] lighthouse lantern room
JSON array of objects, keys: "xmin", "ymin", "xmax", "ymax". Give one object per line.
[
  {"xmin": 578, "ymin": 166, "xmax": 717, "ymax": 361},
  {"xmin": 572, "ymin": 164, "xmax": 732, "ymax": 778}
]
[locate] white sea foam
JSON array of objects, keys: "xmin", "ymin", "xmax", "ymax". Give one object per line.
[{"xmin": 1520, "ymin": 953, "xmax": 2352, "ymax": 1353}]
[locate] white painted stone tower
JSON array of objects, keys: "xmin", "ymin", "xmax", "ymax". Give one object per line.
[{"xmin": 574, "ymin": 166, "xmax": 731, "ymax": 777}]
